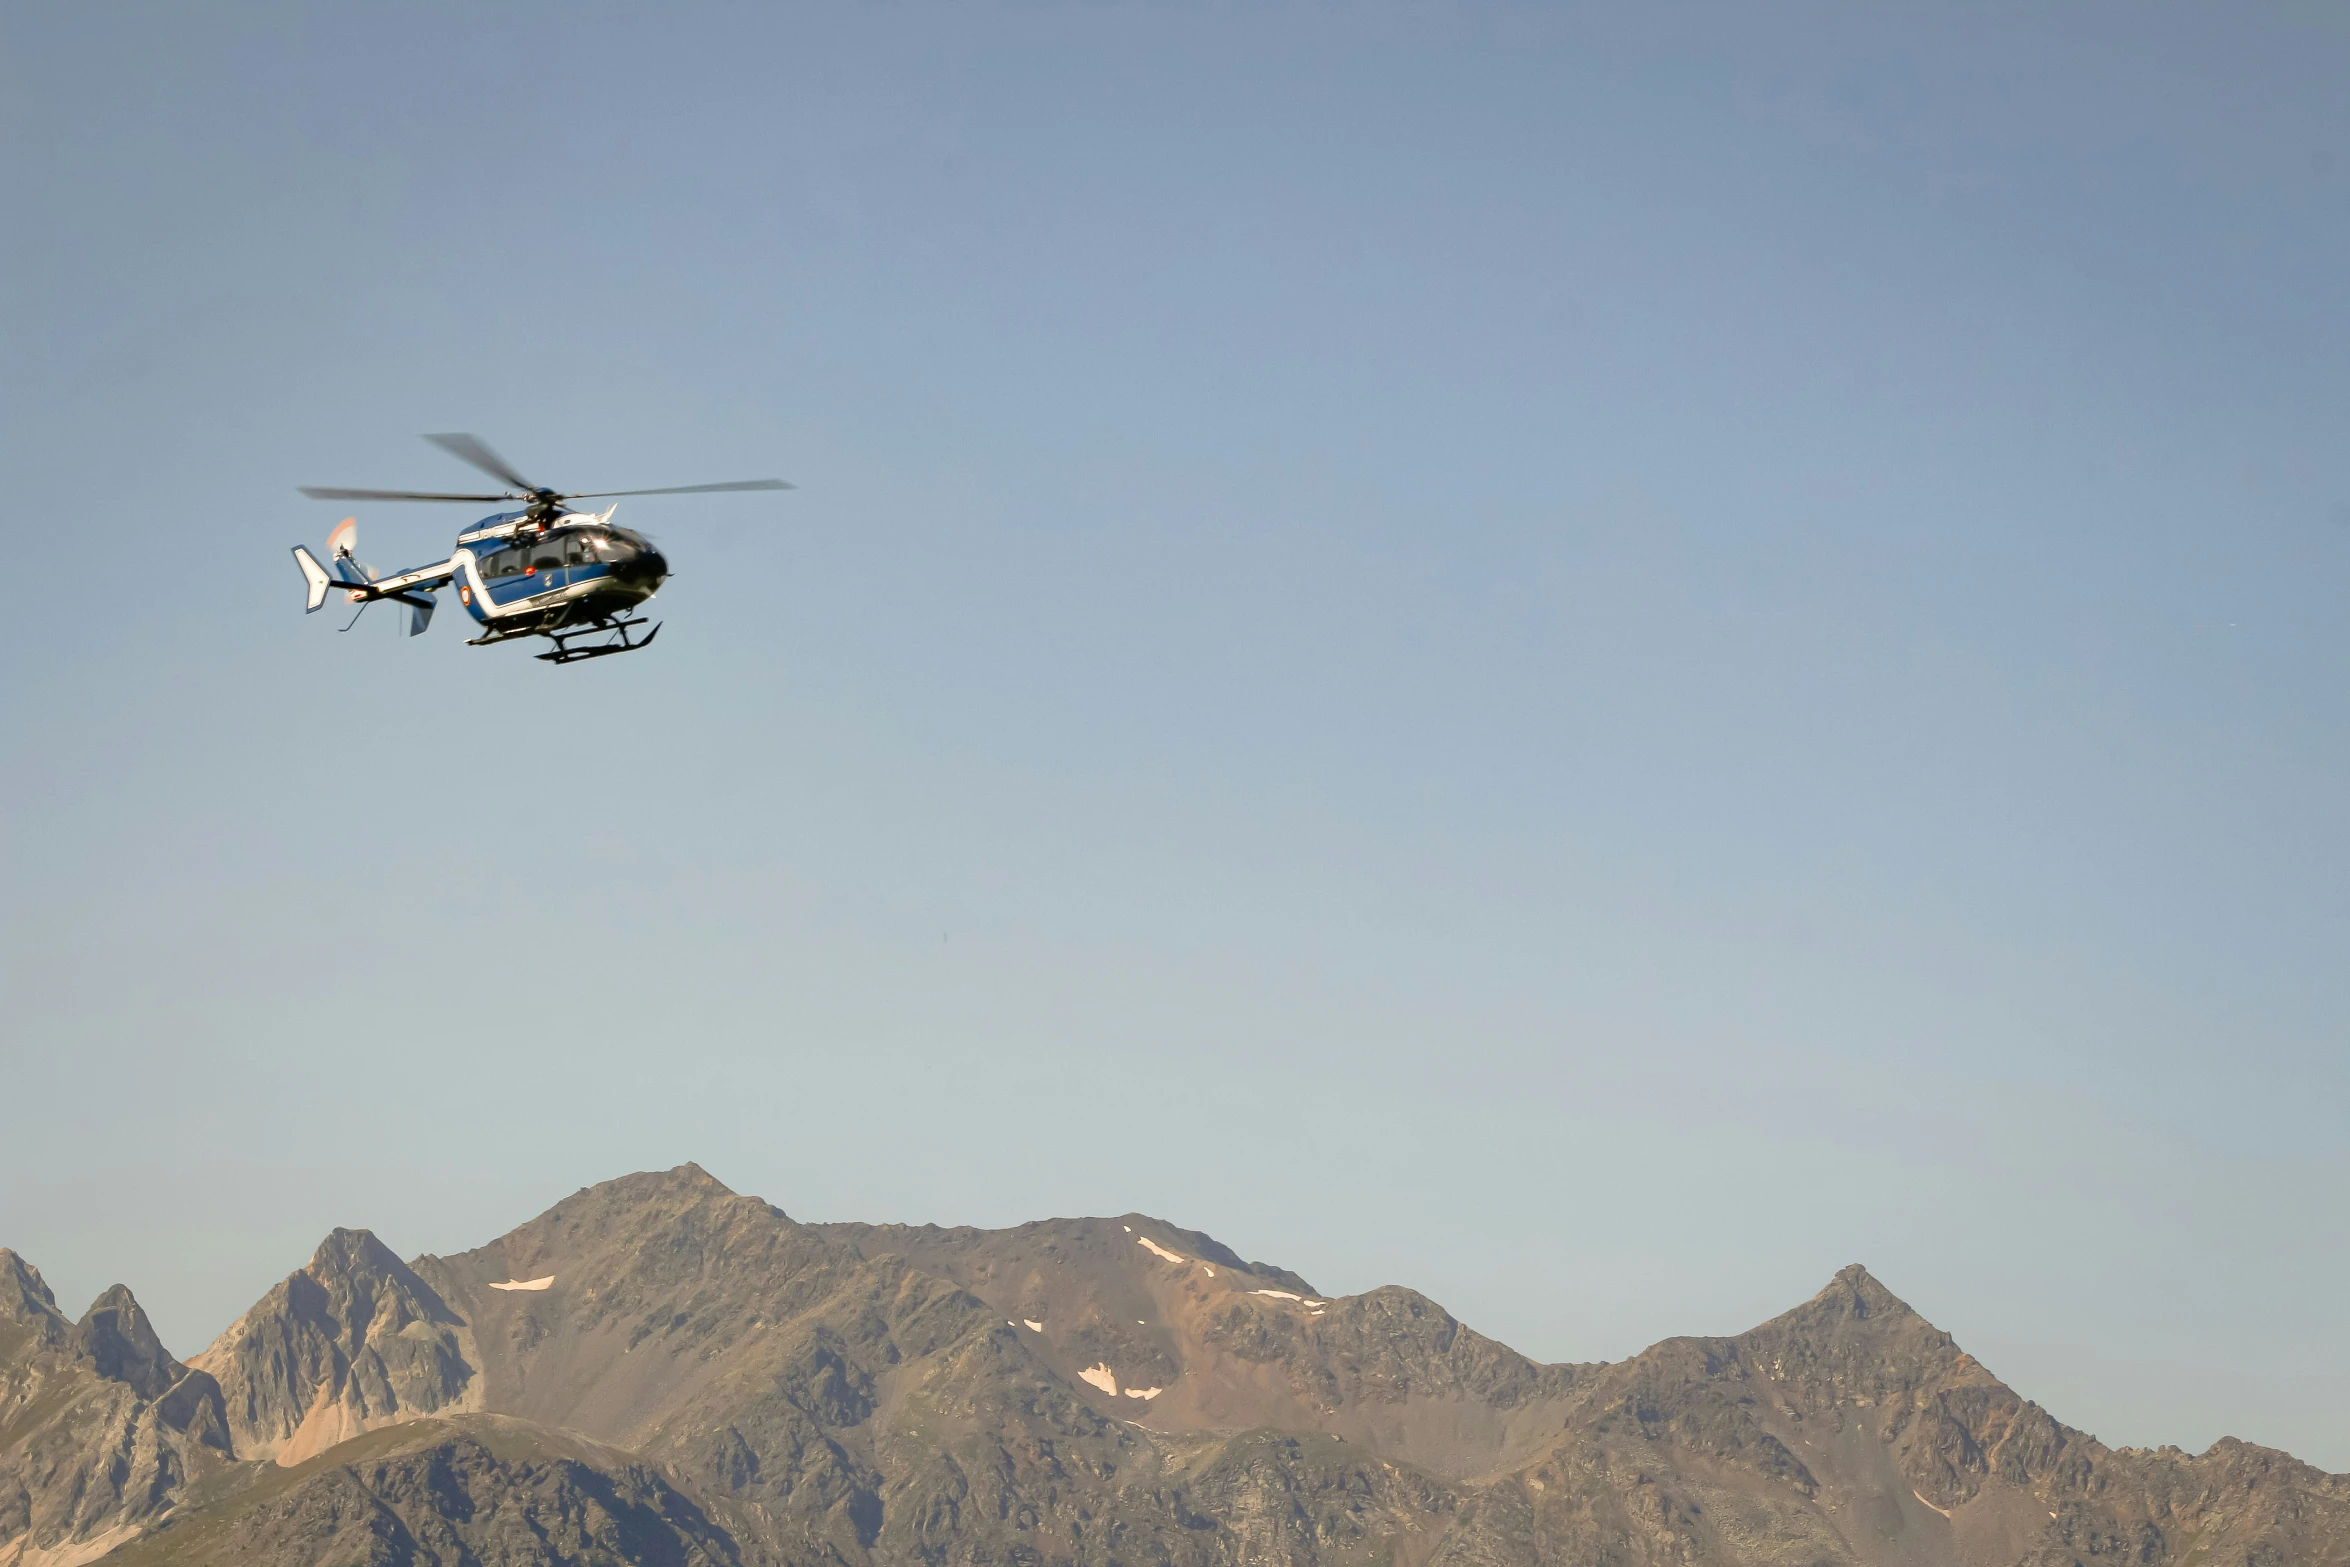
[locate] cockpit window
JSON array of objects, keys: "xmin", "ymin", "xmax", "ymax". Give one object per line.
[
  {"xmin": 480, "ymin": 540, "xmax": 556, "ymax": 579},
  {"xmin": 480, "ymin": 530, "xmax": 619, "ymax": 580}
]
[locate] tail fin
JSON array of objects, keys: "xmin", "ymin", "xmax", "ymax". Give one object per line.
[
  {"xmin": 407, "ymin": 592, "xmax": 436, "ymax": 637},
  {"xmin": 292, "ymin": 546, "xmax": 333, "ymax": 613}
]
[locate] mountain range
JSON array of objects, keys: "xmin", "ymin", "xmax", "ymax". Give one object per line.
[{"xmin": 2, "ymin": 1164, "xmax": 2341, "ymax": 1566}]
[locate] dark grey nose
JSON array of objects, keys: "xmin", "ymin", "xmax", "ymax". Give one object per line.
[{"xmin": 614, "ymin": 547, "xmax": 668, "ymax": 585}]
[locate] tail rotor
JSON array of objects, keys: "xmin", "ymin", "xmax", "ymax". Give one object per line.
[{"xmin": 291, "ymin": 517, "xmax": 425, "ymax": 633}]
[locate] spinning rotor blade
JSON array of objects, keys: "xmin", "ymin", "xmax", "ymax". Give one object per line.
[
  {"xmin": 565, "ymin": 479, "xmax": 795, "ymax": 498},
  {"xmin": 300, "ymin": 434, "xmax": 791, "ymax": 511},
  {"xmin": 299, "ymin": 486, "xmax": 514, "ymax": 502},
  {"xmin": 424, "ymin": 433, "xmax": 538, "ymax": 493}
]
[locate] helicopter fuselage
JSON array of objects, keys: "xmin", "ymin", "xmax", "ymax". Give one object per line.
[{"xmin": 449, "ymin": 511, "xmax": 670, "ymax": 635}]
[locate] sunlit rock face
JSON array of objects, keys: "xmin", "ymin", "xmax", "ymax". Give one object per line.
[{"xmin": 191, "ymin": 1226, "xmax": 479, "ymax": 1466}]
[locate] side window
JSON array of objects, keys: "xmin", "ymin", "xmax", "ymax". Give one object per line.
[{"xmin": 564, "ymin": 537, "xmax": 587, "ymax": 566}]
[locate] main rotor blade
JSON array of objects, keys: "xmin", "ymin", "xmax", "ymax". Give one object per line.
[
  {"xmin": 299, "ymin": 486, "xmax": 515, "ymax": 502},
  {"xmin": 564, "ymin": 479, "xmax": 795, "ymax": 498},
  {"xmin": 424, "ymin": 433, "xmax": 537, "ymax": 493}
]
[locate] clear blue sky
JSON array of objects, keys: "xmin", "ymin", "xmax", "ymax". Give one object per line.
[{"xmin": 3, "ymin": 3, "xmax": 2346, "ymax": 1470}]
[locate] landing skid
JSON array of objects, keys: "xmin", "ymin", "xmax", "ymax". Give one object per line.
[
  {"xmin": 468, "ymin": 615, "xmax": 661, "ymax": 664},
  {"xmin": 535, "ymin": 617, "xmax": 661, "ymax": 664}
]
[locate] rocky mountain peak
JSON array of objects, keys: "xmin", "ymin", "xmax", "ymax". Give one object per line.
[
  {"xmin": 1818, "ymin": 1262, "xmax": 1915, "ymax": 1321},
  {"xmin": 460, "ymin": 1163, "xmax": 771, "ymax": 1278},
  {"xmin": 0, "ymin": 1273, "xmax": 232, "ymax": 1564},
  {"xmin": 0, "ymin": 1249, "xmax": 59, "ymax": 1313},
  {"xmin": 198, "ymin": 1227, "xmax": 476, "ymax": 1464},
  {"xmin": 72, "ymin": 1283, "xmax": 183, "ymax": 1400},
  {"xmin": 1733, "ymin": 1264, "xmax": 1969, "ymax": 1394},
  {"xmin": 590, "ymin": 1161, "xmax": 737, "ymax": 1208},
  {"xmin": 305, "ymin": 1226, "xmax": 415, "ymax": 1286},
  {"xmin": 429, "ymin": 1163, "xmax": 832, "ymax": 1320},
  {"xmin": 0, "ymin": 1249, "xmax": 69, "ymax": 1355},
  {"xmin": 1750, "ymin": 1262, "xmax": 1946, "ymax": 1352}
]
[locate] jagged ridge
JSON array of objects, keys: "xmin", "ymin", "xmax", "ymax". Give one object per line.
[{"xmin": 3, "ymin": 1175, "xmax": 2343, "ymax": 1567}]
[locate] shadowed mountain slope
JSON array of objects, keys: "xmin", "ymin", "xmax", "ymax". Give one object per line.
[
  {"xmin": 98, "ymin": 1414, "xmax": 749, "ymax": 1567},
  {"xmin": 3, "ymin": 1170, "xmax": 2343, "ymax": 1567}
]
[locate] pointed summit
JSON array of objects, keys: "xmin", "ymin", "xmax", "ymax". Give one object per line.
[
  {"xmin": 199, "ymin": 1226, "xmax": 475, "ymax": 1464},
  {"xmin": 1814, "ymin": 1262, "xmax": 1918, "ymax": 1322},
  {"xmin": 302, "ymin": 1227, "xmax": 458, "ymax": 1321},
  {"xmin": 0, "ymin": 1247, "xmax": 70, "ymax": 1355},
  {"xmin": 1728, "ymin": 1263, "xmax": 1982, "ymax": 1411},
  {"xmin": 0, "ymin": 1248, "xmax": 60, "ymax": 1314},
  {"xmin": 0, "ymin": 1278, "xmax": 230, "ymax": 1560},
  {"xmin": 313, "ymin": 1225, "xmax": 401, "ymax": 1270},
  {"xmin": 73, "ymin": 1283, "xmax": 183, "ymax": 1400},
  {"xmin": 1769, "ymin": 1262, "xmax": 1935, "ymax": 1340}
]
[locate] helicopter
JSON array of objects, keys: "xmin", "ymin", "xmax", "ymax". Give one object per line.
[{"xmin": 290, "ymin": 433, "xmax": 791, "ymax": 663}]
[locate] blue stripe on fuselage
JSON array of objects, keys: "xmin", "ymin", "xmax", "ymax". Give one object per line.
[{"xmin": 484, "ymin": 561, "xmax": 614, "ymax": 610}]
